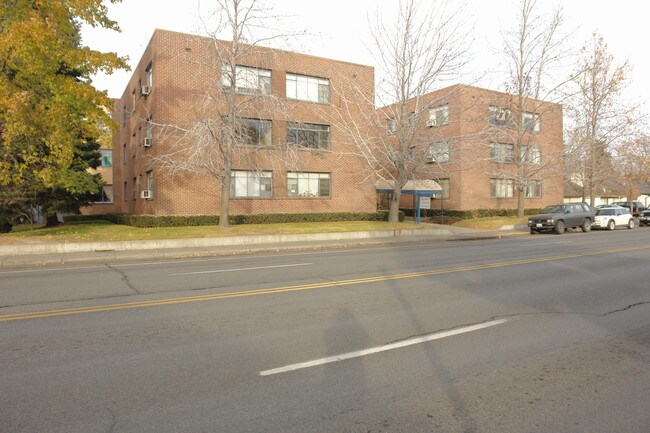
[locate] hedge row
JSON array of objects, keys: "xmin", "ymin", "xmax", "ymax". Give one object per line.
[
  {"xmin": 64, "ymin": 210, "xmax": 405, "ymax": 228},
  {"xmin": 400, "ymin": 208, "xmax": 543, "ymax": 219}
]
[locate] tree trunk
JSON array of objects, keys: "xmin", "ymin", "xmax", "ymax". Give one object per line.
[
  {"xmin": 388, "ymin": 189, "xmax": 402, "ymax": 223},
  {"xmin": 516, "ymin": 187, "xmax": 525, "ymax": 218},
  {"xmin": 219, "ymin": 171, "xmax": 231, "ymax": 228},
  {"xmin": 45, "ymin": 214, "xmax": 59, "ymax": 227}
]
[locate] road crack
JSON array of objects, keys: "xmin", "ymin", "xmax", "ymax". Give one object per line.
[
  {"xmin": 603, "ymin": 301, "xmax": 650, "ymax": 316},
  {"xmin": 106, "ymin": 264, "xmax": 140, "ymax": 294}
]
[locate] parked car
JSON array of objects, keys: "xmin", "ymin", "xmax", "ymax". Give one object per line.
[
  {"xmin": 611, "ymin": 201, "xmax": 645, "ymax": 215},
  {"xmin": 592, "ymin": 206, "xmax": 635, "ymax": 230},
  {"xmin": 528, "ymin": 203, "xmax": 595, "ymax": 234},
  {"xmin": 639, "ymin": 208, "xmax": 650, "ymax": 226}
]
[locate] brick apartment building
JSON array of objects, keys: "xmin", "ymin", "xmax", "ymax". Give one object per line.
[
  {"xmin": 96, "ymin": 29, "xmax": 377, "ymax": 217},
  {"xmin": 83, "ymin": 30, "xmax": 563, "ymax": 218},
  {"xmin": 382, "ymin": 84, "xmax": 564, "ymax": 212}
]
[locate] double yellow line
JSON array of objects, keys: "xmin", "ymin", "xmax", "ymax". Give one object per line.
[{"xmin": 1, "ymin": 244, "xmax": 648, "ymax": 323}]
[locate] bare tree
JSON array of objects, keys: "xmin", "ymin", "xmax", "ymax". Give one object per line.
[
  {"xmin": 612, "ymin": 134, "xmax": 650, "ymax": 209},
  {"xmin": 565, "ymin": 32, "xmax": 641, "ymax": 207},
  {"xmin": 331, "ymin": 0, "xmax": 469, "ymax": 223},
  {"xmin": 498, "ymin": 0, "xmax": 567, "ymax": 217},
  {"xmin": 152, "ymin": 0, "xmax": 299, "ymax": 227}
]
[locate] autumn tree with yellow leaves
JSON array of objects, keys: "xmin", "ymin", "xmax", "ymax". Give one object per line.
[{"xmin": 0, "ymin": 0, "xmax": 127, "ymax": 229}]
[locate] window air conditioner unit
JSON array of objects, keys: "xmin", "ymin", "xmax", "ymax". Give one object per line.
[
  {"xmin": 140, "ymin": 190, "xmax": 152, "ymax": 199},
  {"xmin": 426, "ymin": 118, "xmax": 437, "ymax": 127},
  {"xmin": 141, "ymin": 86, "xmax": 151, "ymax": 96},
  {"xmin": 426, "ymin": 153, "xmax": 436, "ymax": 163},
  {"xmin": 143, "ymin": 138, "xmax": 153, "ymax": 148}
]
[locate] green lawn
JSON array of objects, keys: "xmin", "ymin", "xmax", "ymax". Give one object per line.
[{"xmin": 0, "ymin": 220, "xmax": 423, "ymax": 244}]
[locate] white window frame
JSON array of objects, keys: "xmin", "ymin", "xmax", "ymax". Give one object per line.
[
  {"xmin": 522, "ymin": 111, "xmax": 540, "ymax": 132},
  {"xmin": 231, "ymin": 170, "xmax": 273, "ymax": 198},
  {"xmin": 221, "ymin": 64, "xmax": 271, "ymax": 95},
  {"xmin": 428, "ymin": 141, "xmax": 449, "ymax": 163},
  {"xmin": 525, "ymin": 180, "xmax": 542, "ymax": 198},
  {"xmin": 490, "ymin": 142, "xmax": 514, "ymax": 163},
  {"xmin": 437, "ymin": 178, "xmax": 450, "ymax": 199},
  {"xmin": 146, "ymin": 170, "xmax": 154, "ymax": 198},
  {"xmin": 145, "ymin": 62, "xmax": 153, "ymax": 88},
  {"xmin": 428, "ymin": 105, "xmax": 449, "ymax": 127},
  {"xmin": 99, "ymin": 149, "xmax": 112, "ymax": 168},
  {"xmin": 286, "ymin": 122, "xmax": 330, "ymax": 150},
  {"xmin": 490, "ymin": 178, "xmax": 514, "ymax": 198},
  {"xmin": 287, "ymin": 172, "xmax": 331, "ymax": 198},
  {"xmin": 520, "ymin": 145, "xmax": 541, "ymax": 165},
  {"xmin": 93, "ymin": 185, "xmax": 114, "ymax": 204},
  {"xmin": 286, "ymin": 73, "xmax": 330, "ymax": 103},
  {"xmin": 488, "ymin": 105, "xmax": 513, "ymax": 127},
  {"xmin": 386, "ymin": 118, "xmax": 397, "ymax": 135},
  {"xmin": 236, "ymin": 118, "xmax": 272, "ymax": 146}
]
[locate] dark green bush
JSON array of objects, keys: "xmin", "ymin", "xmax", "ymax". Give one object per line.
[
  {"xmin": 401, "ymin": 208, "xmax": 543, "ymax": 220},
  {"xmin": 64, "ymin": 211, "xmax": 404, "ymax": 228}
]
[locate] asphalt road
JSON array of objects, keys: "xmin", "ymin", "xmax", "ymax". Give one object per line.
[{"xmin": 1, "ymin": 228, "xmax": 649, "ymax": 432}]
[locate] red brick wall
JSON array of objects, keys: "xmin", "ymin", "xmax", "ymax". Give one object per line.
[
  {"xmin": 111, "ymin": 30, "xmax": 376, "ymax": 216},
  {"xmin": 394, "ymin": 85, "xmax": 564, "ymax": 211}
]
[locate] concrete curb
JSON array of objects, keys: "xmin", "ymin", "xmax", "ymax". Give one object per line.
[
  {"xmin": 498, "ymin": 223, "xmax": 529, "ymax": 231},
  {"xmin": 0, "ymin": 227, "xmax": 455, "ymax": 256}
]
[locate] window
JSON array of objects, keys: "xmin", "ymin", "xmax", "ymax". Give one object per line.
[
  {"xmin": 131, "ymin": 132, "xmax": 137, "ymax": 157},
  {"xmin": 145, "ymin": 62, "xmax": 153, "ymax": 87},
  {"xmin": 520, "ymin": 145, "xmax": 540, "ymax": 165},
  {"xmin": 522, "ymin": 111, "xmax": 540, "ymax": 132},
  {"xmin": 428, "ymin": 141, "xmax": 449, "ymax": 163},
  {"xmin": 132, "ymin": 177, "xmax": 137, "ymax": 200},
  {"xmin": 525, "ymin": 180, "xmax": 542, "ymax": 198},
  {"xmin": 122, "ymin": 143, "xmax": 127, "ymax": 164},
  {"xmin": 131, "ymin": 89, "xmax": 136, "ymax": 113},
  {"xmin": 99, "ymin": 149, "xmax": 112, "ymax": 168},
  {"xmin": 286, "ymin": 73, "xmax": 330, "ymax": 103},
  {"xmin": 488, "ymin": 106, "xmax": 513, "ymax": 127},
  {"xmin": 93, "ymin": 186, "xmax": 114, "ymax": 204},
  {"xmin": 123, "ymin": 181, "xmax": 128, "ymax": 202},
  {"xmin": 287, "ymin": 172, "xmax": 331, "ymax": 198},
  {"xmin": 386, "ymin": 118, "xmax": 397, "ymax": 135},
  {"xmin": 122, "ymin": 105, "xmax": 127, "ymax": 127},
  {"xmin": 146, "ymin": 170, "xmax": 154, "ymax": 198},
  {"xmin": 230, "ymin": 170, "xmax": 272, "ymax": 198},
  {"xmin": 286, "ymin": 122, "xmax": 330, "ymax": 150},
  {"xmin": 144, "ymin": 117, "xmax": 153, "ymax": 147},
  {"xmin": 221, "ymin": 64, "xmax": 271, "ymax": 95},
  {"xmin": 226, "ymin": 118, "xmax": 272, "ymax": 146},
  {"xmin": 437, "ymin": 178, "xmax": 450, "ymax": 199},
  {"xmin": 428, "ymin": 105, "xmax": 449, "ymax": 127},
  {"xmin": 491, "ymin": 178, "xmax": 514, "ymax": 198},
  {"xmin": 490, "ymin": 142, "xmax": 514, "ymax": 163}
]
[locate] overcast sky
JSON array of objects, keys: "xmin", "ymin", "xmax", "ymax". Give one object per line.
[{"xmin": 82, "ymin": 0, "xmax": 649, "ymax": 119}]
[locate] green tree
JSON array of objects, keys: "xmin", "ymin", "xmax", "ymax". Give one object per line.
[{"xmin": 0, "ymin": 0, "xmax": 127, "ymax": 229}]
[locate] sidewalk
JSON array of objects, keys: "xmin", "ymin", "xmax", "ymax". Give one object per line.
[{"xmin": 0, "ymin": 224, "xmax": 528, "ymax": 268}]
